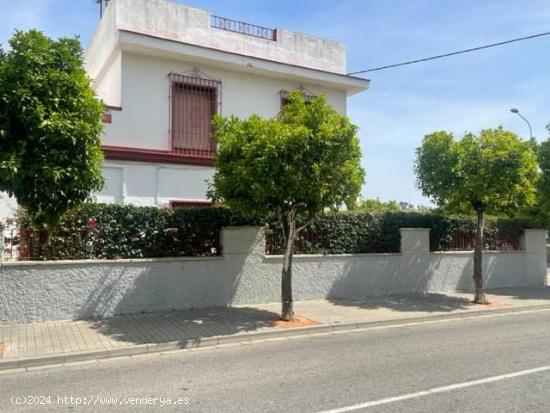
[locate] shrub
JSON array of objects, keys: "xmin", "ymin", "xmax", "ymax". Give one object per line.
[
  {"xmin": 265, "ymin": 211, "xmax": 536, "ymax": 254},
  {"xmin": 15, "ymin": 204, "xmax": 537, "ymax": 260},
  {"xmin": 16, "ymin": 204, "xmax": 255, "ymax": 260}
]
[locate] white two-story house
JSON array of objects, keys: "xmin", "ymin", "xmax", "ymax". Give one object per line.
[{"xmin": 89, "ymin": 0, "xmax": 370, "ymax": 207}]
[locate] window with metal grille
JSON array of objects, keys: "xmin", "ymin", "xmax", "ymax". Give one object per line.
[
  {"xmin": 170, "ymin": 200, "xmax": 213, "ymax": 208},
  {"xmin": 169, "ymin": 73, "xmax": 222, "ymax": 158},
  {"xmin": 280, "ymin": 89, "xmax": 317, "ymax": 107}
]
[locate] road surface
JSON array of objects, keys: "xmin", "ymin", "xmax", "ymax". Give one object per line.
[{"xmin": 1, "ymin": 309, "xmax": 550, "ymax": 412}]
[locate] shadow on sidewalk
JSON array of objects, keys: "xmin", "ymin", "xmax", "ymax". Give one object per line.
[
  {"xmin": 328, "ymin": 293, "xmax": 472, "ymax": 313},
  {"xmin": 485, "ymin": 286, "xmax": 550, "ymax": 301},
  {"xmin": 87, "ymin": 306, "xmax": 279, "ymax": 346}
]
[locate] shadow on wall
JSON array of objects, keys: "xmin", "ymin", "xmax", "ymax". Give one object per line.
[
  {"xmin": 324, "ymin": 252, "xmax": 473, "ymax": 312},
  {"xmin": 75, "ymin": 259, "xmax": 248, "ymax": 320},
  {"xmin": 74, "ymin": 228, "xmax": 265, "ymax": 320},
  {"xmin": 76, "ymin": 267, "xmax": 134, "ymax": 319},
  {"xmin": 86, "ymin": 306, "xmax": 279, "ymax": 346}
]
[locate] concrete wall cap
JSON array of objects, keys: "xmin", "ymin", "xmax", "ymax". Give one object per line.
[
  {"xmin": 264, "ymin": 252, "xmax": 402, "ymax": 260},
  {"xmin": 0, "ymin": 256, "xmax": 224, "ymax": 267}
]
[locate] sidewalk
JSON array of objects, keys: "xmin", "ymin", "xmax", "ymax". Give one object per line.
[{"xmin": 1, "ymin": 286, "xmax": 550, "ymax": 370}]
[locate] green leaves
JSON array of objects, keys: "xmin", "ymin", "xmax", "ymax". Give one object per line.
[
  {"xmin": 16, "ymin": 204, "xmax": 257, "ymax": 260},
  {"xmin": 212, "ymin": 90, "xmax": 365, "ymax": 222},
  {"xmin": 527, "ymin": 133, "xmax": 550, "ymax": 227},
  {"xmin": 265, "ymin": 211, "xmax": 536, "ymax": 254},
  {"xmin": 415, "ymin": 127, "xmax": 539, "ymax": 216},
  {"xmin": 16, "ymin": 203, "xmax": 536, "ymax": 259},
  {"xmin": 0, "ymin": 30, "xmax": 104, "ymax": 225}
]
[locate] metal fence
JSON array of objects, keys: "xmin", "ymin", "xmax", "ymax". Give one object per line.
[
  {"xmin": 2, "ymin": 220, "xmax": 524, "ymax": 262},
  {"xmin": 265, "ymin": 229, "xmax": 524, "ymax": 255},
  {"xmin": 265, "ymin": 230, "xmax": 330, "ymax": 255},
  {"xmin": 1, "ymin": 219, "xmax": 222, "ymax": 262},
  {"xmin": 444, "ymin": 232, "xmax": 522, "ymax": 251},
  {"xmin": 210, "ymin": 15, "xmax": 277, "ymax": 41}
]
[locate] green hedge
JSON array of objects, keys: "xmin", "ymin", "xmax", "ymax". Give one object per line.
[
  {"xmin": 265, "ymin": 211, "xmax": 536, "ymax": 254},
  {"xmin": 15, "ymin": 204, "xmax": 537, "ymax": 260},
  {"xmin": 16, "ymin": 204, "xmax": 255, "ymax": 260}
]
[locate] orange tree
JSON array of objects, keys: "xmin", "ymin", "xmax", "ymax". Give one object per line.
[
  {"xmin": 0, "ymin": 30, "xmax": 104, "ymax": 225},
  {"xmin": 415, "ymin": 128, "xmax": 538, "ymax": 304},
  {"xmin": 211, "ymin": 91, "xmax": 364, "ymax": 320},
  {"xmin": 530, "ymin": 126, "xmax": 550, "ymax": 227}
]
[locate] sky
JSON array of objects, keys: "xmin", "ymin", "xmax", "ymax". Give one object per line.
[{"xmin": 1, "ymin": 0, "xmax": 549, "ymax": 205}]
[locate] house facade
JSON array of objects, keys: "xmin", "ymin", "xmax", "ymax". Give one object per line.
[{"xmin": 86, "ymin": 0, "xmax": 369, "ymax": 207}]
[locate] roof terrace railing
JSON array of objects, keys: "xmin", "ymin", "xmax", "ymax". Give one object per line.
[{"xmin": 210, "ymin": 15, "xmax": 277, "ymax": 41}]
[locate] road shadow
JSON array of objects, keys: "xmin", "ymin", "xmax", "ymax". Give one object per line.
[{"xmin": 86, "ymin": 306, "xmax": 279, "ymax": 346}]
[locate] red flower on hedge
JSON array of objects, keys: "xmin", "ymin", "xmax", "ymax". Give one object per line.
[{"xmin": 87, "ymin": 218, "xmax": 97, "ymax": 228}]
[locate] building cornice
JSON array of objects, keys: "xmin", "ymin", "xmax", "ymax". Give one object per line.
[
  {"xmin": 102, "ymin": 145, "xmax": 215, "ymax": 166},
  {"xmin": 118, "ymin": 30, "xmax": 370, "ymax": 96}
]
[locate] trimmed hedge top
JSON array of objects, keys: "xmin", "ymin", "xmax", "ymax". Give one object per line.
[
  {"xmin": 16, "ymin": 204, "xmax": 255, "ymax": 260},
  {"xmin": 13, "ymin": 204, "xmax": 537, "ymax": 260},
  {"xmin": 265, "ymin": 211, "xmax": 534, "ymax": 254}
]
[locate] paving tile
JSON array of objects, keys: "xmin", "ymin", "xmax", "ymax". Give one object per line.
[
  {"xmin": 0, "ymin": 367, "xmax": 26, "ymax": 375},
  {"xmin": 1, "ymin": 287, "xmax": 550, "ymax": 368}
]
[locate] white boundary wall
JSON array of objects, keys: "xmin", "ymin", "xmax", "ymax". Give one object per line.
[{"xmin": 0, "ymin": 227, "xmax": 547, "ymax": 323}]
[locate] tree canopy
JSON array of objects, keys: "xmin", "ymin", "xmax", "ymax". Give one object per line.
[
  {"xmin": 415, "ymin": 128, "xmax": 539, "ymax": 215},
  {"xmin": 0, "ymin": 30, "xmax": 104, "ymax": 225},
  {"xmin": 415, "ymin": 127, "xmax": 539, "ymax": 304},
  {"xmin": 355, "ymin": 198, "xmax": 400, "ymax": 212},
  {"xmin": 529, "ymin": 125, "xmax": 550, "ymax": 227},
  {"xmin": 211, "ymin": 91, "xmax": 364, "ymax": 221},
  {"xmin": 212, "ymin": 90, "xmax": 364, "ymax": 319}
]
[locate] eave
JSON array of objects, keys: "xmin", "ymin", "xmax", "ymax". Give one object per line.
[{"xmin": 118, "ymin": 30, "xmax": 370, "ymax": 96}]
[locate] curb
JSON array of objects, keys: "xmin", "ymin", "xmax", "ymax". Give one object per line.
[{"xmin": 2, "ymin": 303, "xmax": 550, "ymax": 372}]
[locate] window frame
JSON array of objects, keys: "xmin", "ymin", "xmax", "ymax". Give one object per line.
[{"xmin": 168, "ymin": 72, "xmax": 222, "ymax": 158}]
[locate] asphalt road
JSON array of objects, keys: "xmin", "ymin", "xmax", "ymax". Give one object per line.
[{"xmin": 1, "ymin": 310, "xmax": 550, "ymax": 412}]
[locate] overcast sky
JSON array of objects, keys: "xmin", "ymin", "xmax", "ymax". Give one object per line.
[{"xmin": 1, "ymin": 0, "xmax": 549, "ymax": 205}]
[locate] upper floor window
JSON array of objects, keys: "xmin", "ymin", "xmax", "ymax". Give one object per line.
[
  {"xmin": 280, "ymin": 89, "xmax": 317, "ymax": 108},
  {"xmin": 169, "ymin": 72, "xmax": 221, "ymax": 158},
  {"xmin": 169, "ymin": 200, "xmax": 213, "ymax": 208}
]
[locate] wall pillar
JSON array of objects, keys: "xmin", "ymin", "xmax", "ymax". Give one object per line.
[
  {"xmin": 221, "ymin": 226, "xmax": 264, "ymax": 255},
  {"xmin": 219, "ymin": 226, "xmax": 270, "ymax": 305},
  {"xmin": 400, "ymin": 228, "xmax": 430, "ymax": 255},
  {"xmin": 523, "ymin": 229, "xmax": 548, "ymax": 286},
  {"xmin": 398, "ymin": 228, "xmax": 431, "ymax": 293}
]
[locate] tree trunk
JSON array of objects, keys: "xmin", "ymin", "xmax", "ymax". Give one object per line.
[
  {"xmin": 473, "ymin": 206, "xmax": 490, "ymax": 304},
  {"xmin": 281, "ymin": 218, "xmax": 295, "ymax": 321}
]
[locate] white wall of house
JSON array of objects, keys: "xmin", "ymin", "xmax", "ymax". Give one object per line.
[
  {"xmin": 86, "ymin": 0, "xmax": 368, "ymax": 207},
  {"xmin": 96, "ymin": 51, "xmax": 348, "ymax": 206},
  {"xmin": 95, "ymin": 50, "xmax": 122, "ymax": 108},
  {"xmin": 95, "ymin": 161, "xmax": 214, "ymax": 207},
  {"xmin": 0, "ymin": 192, "xmax": 17, "ymax": 220},
  {"xmin": 104, "ymin": 52, "xmax": 347, "ymax": 151},
  {"xmin": 87, "ymin": 0, "xmax": 347, "ymax": 78},
  {"xmin": 3, "ymin": 0, "xmax": 369, "ymax": 214}
]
